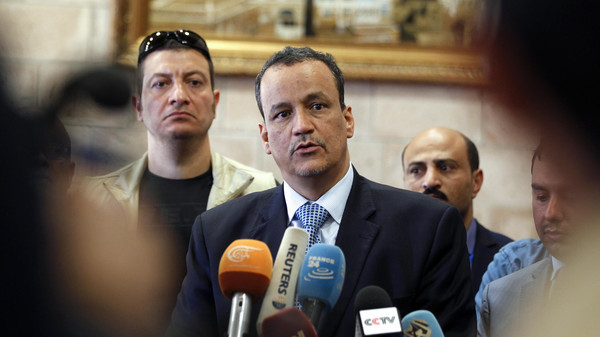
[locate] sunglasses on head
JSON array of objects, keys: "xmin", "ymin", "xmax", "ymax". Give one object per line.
[{"xmin": 137, "ymin": 29, "xmax": 211, "ymax": 65}]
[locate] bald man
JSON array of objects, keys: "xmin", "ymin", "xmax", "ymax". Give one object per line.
[{"xmin": 402, "ymin": 127, "xmax": 512, "ymax": 293}]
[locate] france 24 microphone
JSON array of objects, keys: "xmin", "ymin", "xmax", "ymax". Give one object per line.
[
  {"xmin": 261, "ymin": 307, "xmax": 318, "ymax": 337},
  {"xmin": 219, "ymin": 239, "xmax": 273, "ymax": 337},
  {"xmin": 401, "ymin": 310, "xmax": 444, "ymax": 337},
  {"xmin": 256, "ymin": 227, "xmax": 308, "ymax": 335},
  {"xmin": 354, "ymin": 285, "xmax": 402, "ymax": 336},
  {"xmin": 296, "ymin": 243, "xmax": 346, "ymax": 330}
]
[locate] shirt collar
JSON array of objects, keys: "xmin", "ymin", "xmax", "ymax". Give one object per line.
[
  {"xmin": 551, "ymin": 255, "xmax": 565, "ymax": 281},
  {"xmin": 284, "ymin": 165, "xmax": 354, "ymax": 224}
]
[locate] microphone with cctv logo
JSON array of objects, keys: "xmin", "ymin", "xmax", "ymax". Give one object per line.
[
  {"xmin": 354, "ymin": 285, "xmax": 402, "ymax": 336},
  {"xmin": 401, "ymin": 310, "xmax": 444, "ymax": 337},
  {"xmin": 296, "ymin": 243, "xmax": 345, "ymax": 330},
  {"xmin": 261, "ymin": 307, "xmax": 318, "ymax": 337},
  {"xmin": 218, "ymin": 239, "xmax": 273, "ymax": 337},
  {"xmin": 257, "ymin": 227, "xmax": 308, "ymax": 335}
]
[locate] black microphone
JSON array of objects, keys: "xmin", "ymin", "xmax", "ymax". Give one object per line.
[
  {"xmin": 354, "ymin": 285, "xmax": 402, "ymax": 336},
  {"xmin": 50, "ymin": 65, "xmax": 132, "ymax": 116}
]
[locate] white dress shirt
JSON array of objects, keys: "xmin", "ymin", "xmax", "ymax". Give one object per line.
[{"xmin": 283, "ymin": 165, "xmax": 354, "ymax": 245}]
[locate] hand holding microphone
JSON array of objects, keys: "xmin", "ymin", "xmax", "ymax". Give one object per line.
[
  {"xmin": 401, "ymin": 310, "xmax": 444, "ymax": 337},
  {"xmin": 219, "ymin": 239, "xmax": 273, "ymax": 337},
  {"xmin": 296, "ymin": 243, "xmax": 346, "ymax": 330}
]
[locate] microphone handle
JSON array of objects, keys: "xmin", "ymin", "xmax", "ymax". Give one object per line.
[
  {"xmin": 227, "ymin": 292, "xmax": 252, "ymax": 337},
  {"xmin": 302, "ymin": 297, "xmax": 325, "ymax": 329}
]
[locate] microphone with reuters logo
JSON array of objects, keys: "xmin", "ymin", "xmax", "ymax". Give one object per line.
[{"xmin": 218, "ymin": 239, "xmax": 273, "ymax": 337}]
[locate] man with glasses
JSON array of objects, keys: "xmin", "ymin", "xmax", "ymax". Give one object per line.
[{"xmin": 81, "ymin": 30, "xmax": 277, "ymax": 334}]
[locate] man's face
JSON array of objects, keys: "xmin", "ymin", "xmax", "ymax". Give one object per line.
[
  {"xmin": 403, "ymin": 128, "xmax": 482, "ymax": 222},
  {"xmin": 258, "ymin": 61, "xmax": 354, "ymax": 186},
  {"xmin": 134, "ymin": 49, "xmax": 219, "ymax": 141},
  {"xmin": 531, "ymin": 156, "xmax": 577, "ymax": 260}
]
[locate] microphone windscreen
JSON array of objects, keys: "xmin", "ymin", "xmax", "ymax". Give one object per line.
[
  {"xmin": 261, "ymin": 307, "xmax": 318, "ymax": 337},
  {"xmin": 296, "ymin": 243, "xmax": 345, "ymax": 310},
  {"xmin": 218, "ymin": 239, "xmax": 273, "ymax": 301},
  {"xmin": 401, "ymin": 310, "xmax": 444, "ymax": 337},
  {"xmin": 354, "ymin": 285, "xmax": 393, "ymax": 313},
  {"xmin": 64, "ymin": 66, "xmax": 131, "ymax": 108},
  {"xmin": 257, "ymin": 227, "xmax": 308, "ymax": 334},
  {"xmin": 355, "ymin": 286, "xmax": 402, "ymax": 336}
]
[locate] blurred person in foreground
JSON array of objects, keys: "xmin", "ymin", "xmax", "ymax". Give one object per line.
[
  {"xmin": 477, "ymin": 0, "xmax": 600, "ymax": 335},
  {"xmin": 79, "ymin": 29, "xmax": 277, "ymax": 334},
  {"xmin": 166, "ymin": 46, "xmax": 475, "ymax": 337},
  {"xmin": 0, "ymin": 67, "xmax": 177, "ymax": 336},
  {"xmin": 477, "ymin": 143, "xmax": 583, "ymax": 336},
  {"xmin": 403, "ymin": 127, "xmax": 512, "ymax": 294},
  {"xmin": 32, "ymin": 116, "xmax": 75, "ymax": 197}
]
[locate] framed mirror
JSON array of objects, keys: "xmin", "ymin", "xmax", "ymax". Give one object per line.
[{"xmin": 115, "ymin": 0, "xmax": 487, "ymax": 85}]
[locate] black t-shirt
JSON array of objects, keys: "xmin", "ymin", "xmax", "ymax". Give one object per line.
[
  {"xmin": 138, "ymin": 167, "xmax": 212, "ymax": 250},
  {"xmin": 138, "ymin": 167, "xmax": 213, "ymax": 310}
]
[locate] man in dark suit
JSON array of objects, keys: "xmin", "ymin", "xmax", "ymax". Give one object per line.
[
  {"xmin": 166, "ymin": 47, "xmax": 475, "ymax": 337},
  {"xmin": 402, "ymin": 127, "xmax": 512, "ymax": 294}
]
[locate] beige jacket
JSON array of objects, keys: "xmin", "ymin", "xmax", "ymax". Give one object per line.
[{"xmin": 79, "ymin": 151, "xmax": 277, "ymax": 229}]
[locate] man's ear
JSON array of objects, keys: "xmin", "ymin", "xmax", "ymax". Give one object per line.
[
  {"xmin": 472, "ymin": 168, "xmax": 484, "ymax": 199},
  {"xmin": 258, "ymin": 121, "xmax": 271, "ymax": 155},
  {"xmin": 343, "ymin": 105, "xmax": 354, "ymax": 139},
  {"xmin": 132, "ymin": 95, "xmax": 143, "ymax": 121},
  {"xmin": 212, "ymin": 89, "xmax": 220, "ymax": 118}
]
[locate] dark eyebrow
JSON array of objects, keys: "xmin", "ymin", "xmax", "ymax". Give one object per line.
[
  {"xmin": 433, "ymin": 159, "xmax": 459, "ymax": 166},
  {"xmin": 406, "ymin": 161, "xmax": 426, "ymax": 168},
  {"xmin": 304, "ymin": 92, "xmax": 330, "ymax": 103},
  {"xmin": 184, "ymin": 70, "xmax": 208, "ymax": 79},
  {"xmin": 531, "ymin": 184, "xmax": 547, "ymax": 191},
  {"xmin": 268, "ymin": 102, "xmax": 292, "ymax": 116}
]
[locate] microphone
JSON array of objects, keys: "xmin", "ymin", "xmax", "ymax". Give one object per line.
[
  {"xmin": 296, "ymin": 243, "xmax": 346, "ymax": 330},
  {"xmin": 46, "ymin": 65, "xmax": 131, "ymax": 119},
  {"xmin": 261, "ymin": 307, "xmax": 318, "ymax": 337},
  {"xmin": 401, "ymin": 310, "xmax": 444, "ymax": 337},
  {"xmin": 354, "ymin": 285, "xmax": 402, "ymax": 336},
  {"xmin": 256, "ymin": 227, "xmax": 308, "ymax": 335},
  {"xmin": 218, "ymin": 239, "xmax": 273, "ymax": 337}
]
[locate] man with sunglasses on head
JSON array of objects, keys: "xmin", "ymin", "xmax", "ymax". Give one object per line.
[{"xmin": 81, "ymin": 29, "xmax": 277, "ymax": 334}]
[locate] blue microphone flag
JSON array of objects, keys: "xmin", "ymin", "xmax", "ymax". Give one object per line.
[{"xmin": 296, "ymin": 243, "xmax": 346, "ymax": 310}]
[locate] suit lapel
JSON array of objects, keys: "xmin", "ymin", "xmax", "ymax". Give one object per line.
[
  {"xmin": 517, "ymin": 258, "xmax": 552, "ymax": 325},
  {"xmin": 247, "ymin": 186, "xmax": 289, "ymax": 257},
  {"xmin": 319, "ymin": 172, "xmax": 380, "ymax": 337}
]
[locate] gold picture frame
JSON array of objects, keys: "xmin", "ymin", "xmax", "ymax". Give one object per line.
[{"xmin": 115, "ymin": 0, "xmax": 487, "ymax": 85}]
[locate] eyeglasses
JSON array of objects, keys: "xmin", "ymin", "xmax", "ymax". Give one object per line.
[{"xmin": 137, "ymin": 30, "xmax": 211, "ymax": 65}]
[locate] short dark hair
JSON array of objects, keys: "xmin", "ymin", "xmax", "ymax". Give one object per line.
[
  {"xmin": 463, "ymin": 134, "xmax": 479, "ymax": 172},
  {"xmin": 531, "ymin": 140, "xmax": 546, "ymax": 173},
  {"xmin": 136, "ymin": 39, "xmax": 215, "ymax": 95},
  {"xmin": 254, "ymin": 46, "xmax": 345, "ymax": 118},
  {"xmin": 401, "ymin": 132, "xmax": 479, "ymax": 172}
]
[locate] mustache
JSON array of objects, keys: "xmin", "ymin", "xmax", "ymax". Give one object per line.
[
  {"xmin": 289, "ymin": 136, "xmax": 326, "ymax": 156},
  {"xmin": 423, "ymin": 187, "xmax": 448, "ymax": 201}
]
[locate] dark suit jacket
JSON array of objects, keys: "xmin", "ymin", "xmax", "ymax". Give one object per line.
[
  {"xmin": 166, "ymin": 170, "xmax": 475, "ymax": 337},
  {"xmin": 471, "ymin": 221, "xmax": 513, "ymax": 294}
]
